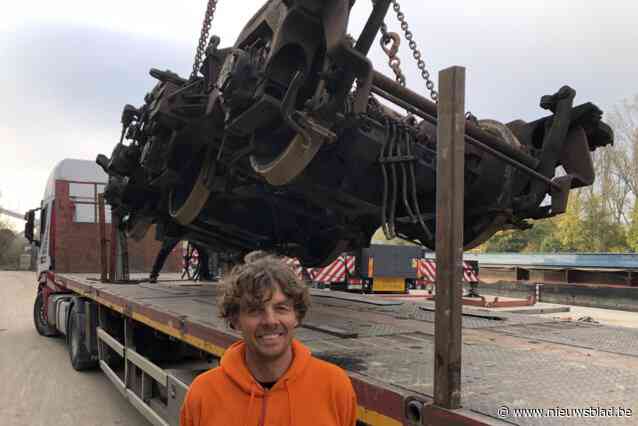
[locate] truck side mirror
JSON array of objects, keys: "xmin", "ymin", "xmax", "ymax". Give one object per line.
[{"xmin": 24, "ymin": 210, "xmax": 38, "ymax": 246}]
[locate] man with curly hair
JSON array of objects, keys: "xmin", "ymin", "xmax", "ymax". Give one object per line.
[{"xmin": 180, "ymin": 253, "xmax": 358, "ymax": 426}]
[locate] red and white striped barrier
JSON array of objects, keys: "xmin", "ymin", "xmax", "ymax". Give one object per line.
[
  {"xmin": 181, "ymin": 246, "xmax": 200, "ymax": 271},
  {"xmin": 417, "ymin": 259, "xmax": 479, "ymax": 283},
  {"xmin": 284, "ymin": 257, "xmax": 305, "ymax": 279},
  {"xmin": 285, "ymin": 255, "xmax": 479, "ymax": 285},
  {"xmin": 311, "ymin": 255, "xmax": 356, "ymax": 283},
  {"xmin": 283, "ymin": 255, "xmax": 356, "ymax": 283}
]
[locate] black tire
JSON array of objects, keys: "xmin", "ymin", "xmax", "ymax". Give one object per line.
[
  {"xmin": 68, "ymin": 304, "xmax": 97, "ymax": 371},
  {"xmin": 33, "ymin": 291, "xmax": 60, "ymax": 337}
]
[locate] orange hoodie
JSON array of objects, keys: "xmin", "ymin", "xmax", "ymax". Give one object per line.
[{"xmin": 180, "ymin": 339, "xmax": 357, "ymax": 426}]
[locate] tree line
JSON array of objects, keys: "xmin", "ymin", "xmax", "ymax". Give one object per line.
[
  {"xmin": 0, "ymin": 190, "xmax": 30, "ymax": 269},
  {"xmin": 0, "ymin": 218, "xmax": 28, "ymax": 269}
]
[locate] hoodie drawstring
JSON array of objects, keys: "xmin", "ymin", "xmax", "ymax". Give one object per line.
[
  {"xmin": 245, "ymin": 385, "xmax": 256, "ymax": 426},
  {"xmin": 285, "ymin": 380, "xmax": 293, "ymax": 425}
]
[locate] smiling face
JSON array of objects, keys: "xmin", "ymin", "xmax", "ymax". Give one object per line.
[{"xmin": 233, "ymin": 282, "xmax": 299, "ymax": 363}]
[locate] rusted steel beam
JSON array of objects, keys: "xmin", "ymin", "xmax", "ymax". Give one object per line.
[
  {"xmin": 461, "ymin": 295, "xmax": 536, "ymax": 308},
  {"xmin": 109, "ymin": 213, "xmax": 130, "ymax": 283},
  {"xmin": 369, "ymin": 84, "xmax": 562, "ymax": 191},
  {"xmin": 423, "ymin": 404, "xmax": 499, "ymax": 425},
  {"xmin": 97, "ymin": 194, "xmax": 108, "ymax": 283},
  {"xmin": 355, "ymin": 0, "xmax": 392, "ymax": 55},
  {"xmin": 109, "ymin": 212, "xmax": 118, "ymax": 282},
  {"xmin": 434, "ymin": 66, "xmax": 466, "ymax": 409},
  {"xmin": 118, "ymin": 226, "xmax": 130, "ymax": 283},
  {"xmin": 372, "ymin": 70, "xmax": 539, "ymax": 170}
]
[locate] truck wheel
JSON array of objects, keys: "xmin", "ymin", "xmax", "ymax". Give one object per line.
[
  {"xmin": 68, "ymin": 304, "xmax": 97, "ymax": 371},
  {"xmin": 33, "ymin": 291, "xmax": 60, "ymax": 337}
]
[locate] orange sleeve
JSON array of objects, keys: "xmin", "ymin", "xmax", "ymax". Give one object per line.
[
  {"xmin": 339, "ymin": 370, "xmax": 358, "ymax": 426},
  {"xmin": 180, "ymin": 405, "xmax": 192, "ymax": 426},
  {"xmin": 180, "ymin": 387, "xmax": 196, "ymax": 426},
  {"xmin": 348, "ymin": 390, "xmax": 358, "ymax": 426}
]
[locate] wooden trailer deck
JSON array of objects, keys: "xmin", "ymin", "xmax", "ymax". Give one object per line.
[{"xmin": 52, "ymin": 272, "xmax": 638, "ymax": 426}]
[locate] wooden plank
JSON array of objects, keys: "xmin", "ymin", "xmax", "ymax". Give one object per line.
[{"xmin": 434, "ymin": 66, "xmax": 466, "ymax": 409}]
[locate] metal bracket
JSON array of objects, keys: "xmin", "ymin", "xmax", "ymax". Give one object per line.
[
  {"xmin": 250, "ymin": 71, "xmax": 335, "ymax": 186},
  {"xmin": 550, "ymin": 175, "xmax": 574, "ymax": 215}
]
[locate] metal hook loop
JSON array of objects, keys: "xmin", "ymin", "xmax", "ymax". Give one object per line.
[{"xmin": 381, "ymin": 32, "xmax": 401, "ymax": 58}]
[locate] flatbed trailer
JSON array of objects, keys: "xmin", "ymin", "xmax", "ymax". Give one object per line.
[{"xmin": 44, "ymin": 270, "xmax": 638, "ymax": 426}]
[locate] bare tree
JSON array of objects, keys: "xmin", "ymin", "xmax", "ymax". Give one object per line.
[
  {"xmin": 590, "ymin": 146, "xmax": 631, "ymax": 224},
  {"xmin": 606, "ymin": 95, "xmax": 638, "ymax": 221}
]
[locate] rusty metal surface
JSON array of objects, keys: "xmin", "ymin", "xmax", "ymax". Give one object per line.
[
  {"xmin": 491, "ymin": 321, "xmax": 638, "ymax": 358},
  {"xmin": 62, "ymin": 273, "xmax": 638, "ymax": 425},
  {"xmin": 98, "ymin": 194, "xmax": 108, "ymax": 282},
  {"xmin": 346, "ymin": 299, "xmax": 557, "ymax": 330},
  {"xmin": 310, "ymin": 333, "xmax": 638, "ymax": 426},
  {"xmin": 92, "ymin": 0, "xmax": 614, "ymax": 270}
]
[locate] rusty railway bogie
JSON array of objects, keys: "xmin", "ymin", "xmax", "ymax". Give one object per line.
[{"xmin": 97, "ymin": 0, "xmax": 612, "ymax": 269}]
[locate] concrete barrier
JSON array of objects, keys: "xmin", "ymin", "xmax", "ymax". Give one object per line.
[{"xmin": 477, "ymin": 281, "xmax": 638, "ymax": 312}]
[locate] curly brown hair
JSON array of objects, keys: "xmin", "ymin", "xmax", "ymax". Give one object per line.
[{"xmin": 218, "ymin": 254, "xmax": 310, "ymax": 329}]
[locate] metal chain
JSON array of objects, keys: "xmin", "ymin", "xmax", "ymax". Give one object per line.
[
  {"xmin": 377, "ymin": 0, "xmax": 438, "ymax": 102},
  {"xmin": 190, "ymin": 0, "xmax": 219, "ymax": 81},
  {"xmin": 390, "ymin": 0, "xmax": 438, "ymax": 102},
  {"xmin": 379, "ymin": 25, "xmax": 406, "ymax": 87}
]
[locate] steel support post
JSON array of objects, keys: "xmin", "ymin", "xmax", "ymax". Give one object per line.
[
  {"xmin": 124, "ymin": 318, "xmax": 136, "ymax": 390},
  {"xmin": 98, "ymin": 194, "xmax": 108, "ymax": 283},
  {"xmin": 117, "ymin": 227, "xmax": 130, "ymax": 282},
  {"xmin": 434, "ymin": 66, "xmax": 466, "ymax": 409},
  {"xmin": 110, "ymin": 212, "xmax": 130, "ymax": 283},
  {"xmin": 355, "ymin": 0, "xmax": 392, "ymax": 55}
]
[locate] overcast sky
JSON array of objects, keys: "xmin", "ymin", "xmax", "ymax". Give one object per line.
[{"xmin": 1, "ymin": 0, "xmax": 637, "ymax": 229}]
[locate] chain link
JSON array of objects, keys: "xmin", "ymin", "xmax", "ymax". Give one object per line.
[
  {"xmin": 390, "ymin": 0, "xmax": 438, "ymax": 102},
  {"xmin": 375, "ymin": 0, "xmax": 438, "ymax": 102},
  {"xmin": 190, "ymin": 0, "xmax": 219, "ymax": 81},
  {"xmin": 379, "ymin": 29, "xmax": 406, "ymax": 86}
]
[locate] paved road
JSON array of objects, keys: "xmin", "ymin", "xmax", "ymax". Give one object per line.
[{"xmin": 0, "ymin": 271, "xmax": 149, "ymax": 426}]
